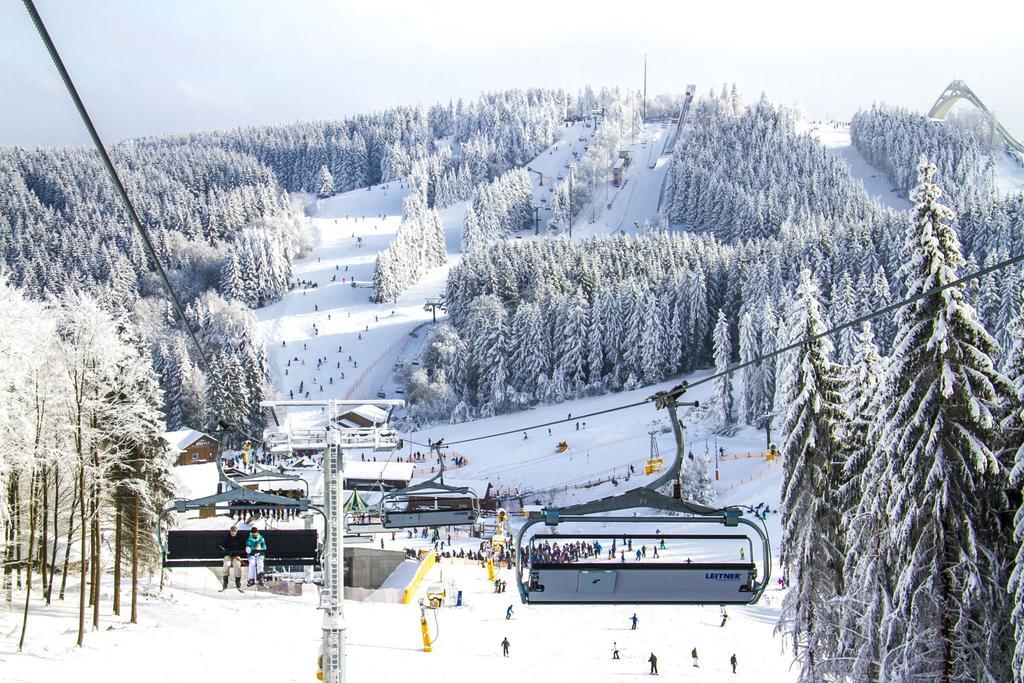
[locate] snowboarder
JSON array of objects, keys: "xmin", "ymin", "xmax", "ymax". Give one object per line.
[
  {"xmin": 613, "ymin": 642, "xmax": 620, "ymax": 659},
  {"xmin": 501, "ymin": 637, "xmax": 510, "ymax": 657},
  {"xmin": 219, "ymin": 525, "xmax": 246, "ymax": 592},
  {"xmin": 246, "ymin": 527, "xmax": 267, "ymax": 586},
  {"xmin": 630, "ymin": 613, "xmax": 638, "ymax": 630},
  {"xmin": 730, "ymin": 653, "xmax": 737, "ymax": 674},
  {"xmin": 691, "ymin": 647, "xmax": 699, "ymax": 667},
  {"xmin": 523, "ymin": 432, "xmax": 528, "ymax": 440},
  {"xmin": 648, "ymin": 652, "xmax": 658, "ymax": 675},
  {"xmin": 506, "ymin": 604, "xmax": 514, "ymax": 620}
]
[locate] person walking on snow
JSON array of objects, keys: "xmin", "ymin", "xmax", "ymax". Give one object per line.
[
  {"xmin": 630, "ymin": 613, "xmax": 638, "ymax": 630},
  {"xmin": 612, "ymin": 642, "xmax": 620, "ymax": 659},
  {"xmin": 246, "ymin": 527, "xmax": 267, "ymax": 586},
  {"xmin": 648, "ymin": 652, "xmax": 658, "ymax": 675},
  {"xmin": 506, "ymin": 604, "xmax": 514, "ymax": 620},
  {"xmin": 691, "ymin": 647, "xmax": 699, "ymax": 667},
  {"xmin": 501, "ymin": 637, "xmax": 510, "ymax": 657},
  {"xmin": 730, "ymin": 653, "xmax": 737, "ymax": 674}
]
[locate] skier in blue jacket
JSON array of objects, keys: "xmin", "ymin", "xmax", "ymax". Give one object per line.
[{"xmin": 247, "ymin": 527, "xmax": 268, "ymax": 586}]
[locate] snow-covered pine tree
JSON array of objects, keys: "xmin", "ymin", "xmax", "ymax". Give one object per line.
[
  {"xmin": 315, "ymin": 164, "xmax": 335, "ymax": 199},
  {"xmin": 775, "ymin": 269, "xmax": 848, "ymax": 683},
  {"xmin": 866, "ymin": 158, "xmax": 1013, "ymax": 682},
  {"xmin": 711, "ymin": 309, "xmax": 735, "ymax": 432},
  {"xmin": 1002, "ymin": 295, "xmax": 1024, "ymax": 683},
  {"xmin": 218, "ymin": 253, "xmax": 245, "ymax": 302},
  {"xmin": 838, "ymin": 321, "xmax": 885, "ymax": 511},
  {"xmin": 737, "ymin": 310, "xmax": 760, "ymax": 425}
]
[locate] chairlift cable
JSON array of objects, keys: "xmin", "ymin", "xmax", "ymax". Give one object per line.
[
  {"xmin": 444, "ymin": 249, "xmax": 1024, "ymax": 447},
  {"xmin": 22, "ymin": 0, "xmax": 238, "ymax": 433}
]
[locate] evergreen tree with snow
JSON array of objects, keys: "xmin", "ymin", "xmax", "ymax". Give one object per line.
[
  {"xmin": 854, "ymin": 158, "xmax": 1013, "ymax": 682},
  {"xmin": 315, "ymin": 164, "xmax": 335, "ymax": 199},
  {"xmin": 737, "ymin": 310, "xmax": 761, "ymax": 425},
  {"xmin": 1004, "ymin": 298, "xmax": 1024, "ymax": 683},
  {"xmin": 711, "ymin": 309, "xmax": 735, "ymax": 432},
  {"xmin": 776, "ymin": 269, "xmax": 848, "ymax": 683}
]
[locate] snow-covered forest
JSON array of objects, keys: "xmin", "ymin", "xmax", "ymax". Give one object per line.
[
  {"xmin": 4, "ymin": 70, "xmax": 1024, "ymax": 680},
  {"xmin": 399, "ymin": 87, "xmax": 1024, "ymax": 679},
  {"xmin": 0, "ymin": 280, "xmax": 173, "ymax": 645},
  {"xmin": 0, "ymin": 87, "xmax": 570, "ymax": 437}
]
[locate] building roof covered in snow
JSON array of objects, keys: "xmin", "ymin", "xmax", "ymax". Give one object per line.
[
  {"xmin": 333, "ymin": 404, "xmax": 389, "ymax": 429},
  {"xmin": 163, "ymin": 429, "xmax": 218, "ymax": 453},
  {"xmin": 343, "ymin": 461, "xmax": 414, "ymax": 491}
]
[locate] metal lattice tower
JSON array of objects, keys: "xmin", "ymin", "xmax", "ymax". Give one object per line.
[{"xmin": 261, "ymin": 399, "xmax": 404, "ymax": 683}]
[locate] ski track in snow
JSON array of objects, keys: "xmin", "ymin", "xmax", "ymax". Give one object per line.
[
  {"xmin": 2, "ymin": 122, "xmax": 796, "ymax": 682},
  {"xmin": 808, "ymin": 122, "xmax": 914, "ymax": 211}
]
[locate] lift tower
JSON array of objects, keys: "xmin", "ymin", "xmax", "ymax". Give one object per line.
[{"xmin": 262, "ymin": 399, "xmax": 404, "ymax": 683}]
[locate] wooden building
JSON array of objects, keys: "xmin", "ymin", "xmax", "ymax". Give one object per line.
[{"xmin": 164, "ymin": 429, "xmax": 220, "ymax": 467}]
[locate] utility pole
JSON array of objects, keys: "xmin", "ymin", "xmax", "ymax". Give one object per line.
[
  {"xmin": 568, "ymin": 167, "xmax": 573, "ymax": 240},
  {"xmin": 760, "ymin": 407, "xmax": 776, "ymax": 450},
  {"xmin": 643, "ymin": 54, "xmax": 647, "ymax": 123}
]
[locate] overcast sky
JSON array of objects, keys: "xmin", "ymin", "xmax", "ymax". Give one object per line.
[{"xmin": 3, "ymin": 0, "xmax": 1022, "ymax": 147}]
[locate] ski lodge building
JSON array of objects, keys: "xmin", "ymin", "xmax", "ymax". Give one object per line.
[{"xmin": 164, "ymin": 429, "xmax": 220, "ymax": 467}]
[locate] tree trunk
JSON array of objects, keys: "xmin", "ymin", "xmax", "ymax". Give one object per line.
[
  {"xmin": 18, "ymin": 472, "xmax": 39, "ymax": 652},
  {"xmin": 130, "ymin": 492, "xmax": 139, "ymax": 624},
  {"xmin": 2, "ymin": 477, "xmax": 15, "ymax": 605},
  {"xmin": 59, "ymin": 476, "xmax": 79, "ymax": 601},
  {"xmin": 45, "ymin": 465, "xmax": 60, "ymax": 605},
  {"xmin": 40, "ymin": 465, "xmax": 48, "ymax": 597},
  {"xmin": 91, "ymin": 453, "xmax": 100, "ymax": 631},
  {"xmin": 14, "ymin": 473, "xmax": 22, "ymax": 590},
  {"xmin": 113, "ymin": 493, "xmax": 121, "ymax": 616},
  {"xmin": 77, "ymin": 462, "xmax": 86, "ymax": 647}
]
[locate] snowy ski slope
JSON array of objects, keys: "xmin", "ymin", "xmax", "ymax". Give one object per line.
[{"xmin": 2, "ymin": 117, "xmax": 798, "ymax": 683}]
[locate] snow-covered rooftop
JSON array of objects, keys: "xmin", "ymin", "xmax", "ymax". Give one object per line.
[
  {"xmin": 343, "ymin": 460, "xmax": 414, "ymax": 483},
  {"xmin": 163, "ymin": 428, "xmax": 216, "ymax": 453}
]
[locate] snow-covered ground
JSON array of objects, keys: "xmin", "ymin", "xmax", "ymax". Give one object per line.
[
  {"xmin": 3, "ymin": 114, "xmax": 797, "ymax": 683},
  {"xmin": 992, "ymin": 150, "xmax": 1024, "ymax": 196},
  {"xmin": 806, "ymin": 121, "xmax": 913, "ymax": 211}
]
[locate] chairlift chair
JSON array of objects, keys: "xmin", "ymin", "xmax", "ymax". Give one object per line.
[
  {"xmin": 513, "ymin": 383, "xmax": 771, "ymax": 606},
  {"xmin": 379, "ymin": 445, "xmax": 481, "ymax": 528}
]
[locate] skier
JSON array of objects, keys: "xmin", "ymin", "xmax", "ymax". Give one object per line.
[
  {"xmin": 506, "ymin": 604, "xmax": 514, "ymax": 620},
  {"xmin": 219, "ymin": 525, "xmax": 246, "ymax": 592},
  {"xmin": 630, "ymin": 613, "xmax": 638, "ymax": 630},
  {"xmin": 501, "ymin": 637, "xmax": 510, "ymax": 657},
  {"xmin": 612, "ymin": 642, "xmax": 620, "ymax": 660},
  {"xmin": 730, "ymin": 653, "xmax": 737, "ymax": 674},
  {"xmin": 740, "ymin": 547, "xmax": 745, "ymax": 560},
  {"xmin": 246, "ymin": 527, "xmax": 267, "ymax": 586},
  {"xmin": 648, "ymin": 652, "xmax": 658, "ymax": 675},
  {"xmin": 691, "ymin": 647, "xmax": 699, "ymax": 667},
  {"xmin": 523, "ymin": 432, "xmax": 528, "ymax": 440}
]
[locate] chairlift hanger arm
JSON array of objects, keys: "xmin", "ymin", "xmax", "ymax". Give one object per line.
[{"xmin": 560, "ymin": 488, "xmax": 725, "ymax": 518}]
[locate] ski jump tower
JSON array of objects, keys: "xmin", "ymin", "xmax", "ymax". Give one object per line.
[
  {"xmin": 262, "ymin": 399, "xmax": 404, "ymax": 683},
  {"xmin": 927, "ymin": 80, "xmax": 1024, "ymax": 157}
]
